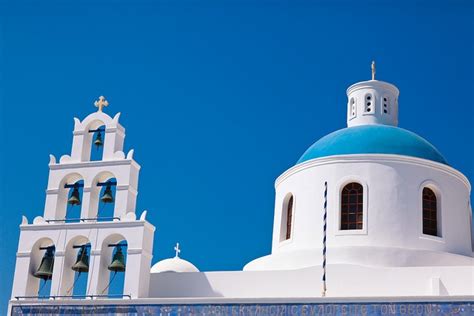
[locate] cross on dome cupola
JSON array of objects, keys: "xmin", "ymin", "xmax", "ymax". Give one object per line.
[{"xmin": 346, "ymin": 61, "xmax": 400, "ymax": 127}]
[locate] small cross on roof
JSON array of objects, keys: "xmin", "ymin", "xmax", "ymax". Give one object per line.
[{"xmin": 174, "ymin": 243, "xmax": 181, "ymax": 258}]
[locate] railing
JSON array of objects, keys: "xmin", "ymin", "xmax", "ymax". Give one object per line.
[
  {"xmin": 14, "ymin": 294, "xmax": 131, "ymax": 300},
  {"xmin": 45, "ymin": 217, "xmax": 121, "ymax": 223}
]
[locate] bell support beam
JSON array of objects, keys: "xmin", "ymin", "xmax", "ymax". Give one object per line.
[
  {"xmin": 97, "ymin": 181, "xmax": 117, "ymax": 187},
  {"xmin": 88, "ymin": 127, "xmax": 105, "ymax": 133},
  {"xmin": 108, "ymin": 242, "xmax": 127, "ymax": 247},
  {"xmin": 72, "ymin": 244, "xmax": 91, "ymax": 249},
  {"xmin": 64, "ymin": 183, "xmax": 84, "ymax": 189}
]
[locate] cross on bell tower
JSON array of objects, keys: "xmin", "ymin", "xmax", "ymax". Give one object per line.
[{"xmin": 94, "ymin": 96, "xmax": 109, "ymax": 112}]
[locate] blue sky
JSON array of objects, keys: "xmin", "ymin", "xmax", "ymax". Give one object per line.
[{"xmin": 0, "ymin": 0, "xmax": 472, "ymax": 311}]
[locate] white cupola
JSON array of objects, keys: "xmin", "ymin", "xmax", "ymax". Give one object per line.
[
  {"xmin": 346, "ymin": 62, "xmax": 400, "ymax": 127},
  {"xmin": 151, "ymin": 243, "xmax": 199, "ymax": 273}
]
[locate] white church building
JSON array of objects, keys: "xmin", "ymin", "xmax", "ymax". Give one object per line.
[{"xmin": 8, "ymin": 65, "xmax": 474, "ymax": 315}]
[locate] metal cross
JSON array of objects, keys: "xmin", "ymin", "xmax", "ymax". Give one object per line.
[
  {"xmin": 174, "ymin": 243, "xmax": 181, "ymax": 258},
  {"xmin": 371, "ymin": 61, "xmax": 376, "ymax": 80},
  {"xmin": 94, "ymin": 96, "xmax": 109, "ymax": 112}
]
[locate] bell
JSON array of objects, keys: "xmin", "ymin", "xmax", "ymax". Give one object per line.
[
  {"xmin": 34, "ymin": 247, "xmax": 55, "ymax": 280},
  {"xmin": 71, "ymin": 247, "xmax": 89, "ymax": 273},
  {"xmin": 108, "ymin": 246, "xmax": 126, "ymax": 272},
  {"xmin": 100, "ymin": 184, "xmax": 114, "ymax": 204},
  {"xmin": 94, "ymin": 131, "xmax": 103, "ymax": 149},
  {"xmin": 67, "ymin": 185, "xmax": 81, "ymax": 206}
]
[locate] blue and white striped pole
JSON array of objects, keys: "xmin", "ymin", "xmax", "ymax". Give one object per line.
[{"xmin": 322, "ymin": 181, "xmax": 328, "ymax": 297}]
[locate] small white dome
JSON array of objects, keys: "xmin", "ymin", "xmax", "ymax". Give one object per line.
[{"xmin": 151, "ymin": 257, "xmax": 199, "ymax": 273}]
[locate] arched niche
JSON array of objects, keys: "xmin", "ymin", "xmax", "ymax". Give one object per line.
[
  {"xmin": 59, "ymin": 235, "xmax": 91, "ymax": 297},
  {"xmin": 27, "ymin": 238, "xmax": 55, "ymax": 297},
  {"xmin": 56, "ymin": 173, "xmax": 84, "ymax": 221},
  {"xmin": 88, "ymin": 171, "xmax": 117, "ymax": 220},
  {"xmin": 81, "ymin": 119, "xmax": 105, "ymax": 162},
  {"xmin": 97, "ymin": 234, "xmax": 127, "ymax": 297},
  {"xmin": 280, "ymin": 193, "xmax": 295, "ymax": 242}
]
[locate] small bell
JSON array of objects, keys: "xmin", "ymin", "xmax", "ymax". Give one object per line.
[
  {"xmin": 71, "ymin": 246, "xmax": 89, "ymax": 273},
  {"xmin": 67, "ymin": 185, "xmax": 81, "ymax": 206},
  {"xmin": 108, "ymin": 246, "xmax": 126, "ymax": 273},
  {"xmin": 94, "ymin": 131, "xmax": 103, "ymax": 149},
  {"xmin": 34, "ymin": 247, "xmax": 55, "ymax": 280},
  {"xmin": 100, "ymin": 184, "xmax": 114, "ymax": 204}
]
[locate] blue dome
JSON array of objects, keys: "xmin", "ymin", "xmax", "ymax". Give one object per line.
[{"xmin": 297, "ymin": 125, "xmax": 448, "ymax": 165}]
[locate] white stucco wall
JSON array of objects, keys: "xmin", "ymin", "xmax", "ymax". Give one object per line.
[
  {"xmin": 11, "ymin": 219, "xmax": 155, "ymax": 300},
  {"xmin": 245, "ymin": 154, "xmax": 472, "ymax": 271},
  {"xmin": 148, "ymin": 264, "xmax": 473, "ymax": 298}
]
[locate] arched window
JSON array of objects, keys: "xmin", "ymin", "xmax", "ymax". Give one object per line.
[
  {"xmin": 383, "ymin": 96, "xmax": 390, "ymax": 114},
  {"xmin": 349, "ymin": 97, "xmax": 356, "ymax": 119},
  {"xmin": 422, "ymin": 188, "xmax": 438, "ymax": 236},
  {"xmin": 90, "ymin": 125, "xmax": 105, "ymax": 161},
  {"xmin": 285, "ymin": 195, "xmax": 294, "ymax": 240},
  {"xmin": 364, "ymin": 94, "xmax": 373, "ymax": 113},
  {"xmin": 65, "ymin": 180, "xmax": 84, "ymax": 222},
  {"xmin": 341, "ymin": 182, "xmax": 363, "ymax": 230}
]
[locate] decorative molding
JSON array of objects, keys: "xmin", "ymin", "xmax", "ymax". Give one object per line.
[
  {"xmin": 50, "ymin": 159, "xmax": 135, "ymax": 170},
  {"xmin": 48, "ymin": 155, "xmax": 56, "ymax": 165},
  {"xmin": 20, "ymin": 220, "xmax": 149, "ymax": 231},
  {"xmin": 275, "ymin": 154, "xmax": 471, "ymax": 189},
  {"xmin": 346, "ymin": 80, "xmax": 399, "ymax": 96},
  {"xmin": 32, "ymin": 216, "xmax": 46, "ymax": 225},
  {"xmin": 21, "ymin": 216, "xmax": 28, "ymax": 225},
  {"xmin": 116, "ymin": 185, "xmax": 138, "ymax": 195},
  {"xmin": 127, "ymin": 248, "xmax": 153, "ymax": 259}
]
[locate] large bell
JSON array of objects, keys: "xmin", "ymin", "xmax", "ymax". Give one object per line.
[
  {"xmin": 100, "ymin": 184, "xmax": 114, "ymax": 204},
  {"xmin": 94, "ymin": 131, "xmax": 103, "ymax": 149},
  {"xmin": 71, "ymin": 247, "xmax": 89, "ymax": 273},
  {"xmin": 34, "ymin": 247, "xmax": 55, "ymax": 280},
  {"xmin": 67, "ymin": 185, "xmax": 81, "ymax": 206},
  {"xmin": 108, "ymin": 246, "xmax": 126, "ymax": 273}
]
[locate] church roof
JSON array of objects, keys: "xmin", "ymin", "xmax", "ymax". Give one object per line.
[{"xmin": 297, "ymin": 125, "xmax": 448, "ymax": 165}]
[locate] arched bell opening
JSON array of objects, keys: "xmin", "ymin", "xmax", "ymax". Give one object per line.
[
  {"xmin": 88, "ymin": 172, "xmax": 117, "ymax": 220},
  {"xmin": 27, "ymin": 238, "xmax": 55, "ymax": 297},
  {"xmin": 59, "ymin": 236, "xmax": 91, "ymax": 298},
  {"xmin": 81, "ymin": 120, "xmax": 106, "ymax": 162},
  {"xmin": 97, "ymin": 234, "xmax": 127, "ymax": 298},
  {"xmin": 56, "ymin": 174, "xmax": 84, "ymax": 221}
]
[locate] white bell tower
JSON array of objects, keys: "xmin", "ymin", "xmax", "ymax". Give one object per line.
[{"xmin": 11, "ymin": 97, "xmax": 155, "ymax": 301}]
